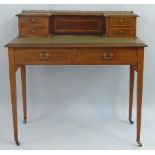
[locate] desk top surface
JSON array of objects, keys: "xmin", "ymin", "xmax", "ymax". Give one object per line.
[{"xmin": 6, "ymin": 35, "xmax": 147, "ymax": 48}]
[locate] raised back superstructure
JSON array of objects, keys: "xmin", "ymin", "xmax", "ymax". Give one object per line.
[{"xmin": 17, "ymin": 10, "xmax": 137, "ymax": 37}]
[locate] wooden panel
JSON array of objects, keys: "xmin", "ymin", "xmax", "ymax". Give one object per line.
[
  {"xmin": 51, "ymin": 16, "xmax": 104, "ymax": 34},
  {"xmin": 21, "ymin": 16, "xmax": 49, "ymax": 28},
  {"xmin": 105, "ymin": 17, "xmax": 110, "ymax": 37},
  {"xmin": 110, "ymin": 16, "xmax": 133, "ymax": 27},
  {"xmin": 133, "ymin": 16, "xmax": 137, "ymax": 36},
  {"xmin": 77, "ymin": 48, "xmax": 137, "ymax": 64},
  {"xmin": 109, "ymin": 28, "xmax": 134, "ymax": 37},
  {"xmin": 14, "ymin": 49, "xmax": 74, "ymax": 64},
  {"xmin": 21, "ymin": 28, "xmax": 48, "ymax": 37},
  {"xmin": 18, "ymin": 16, "xmax": 22, "ymax": 37}
]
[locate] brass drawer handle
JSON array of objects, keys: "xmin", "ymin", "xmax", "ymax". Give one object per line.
[
  {"xmin": 119, "ymin": 30, "xmax": 124, "ymax": 34},
  {"xmin": 103, "ymin": 53, "xmax": 114, "ymax": 60},
  {"xmin": 31, "ymin": 29, "xmax": 36, "ymax": 33},
  {"xmin": 31, "ymin": 19, "xmax": 37, "ymax": 23},
  {"xmin": 119, "ymin": 19, "xmax": 124, "ymax": 23},
  {"xmin": 40, "ymin": 53, "xmax": 49, "ymax": 60}
]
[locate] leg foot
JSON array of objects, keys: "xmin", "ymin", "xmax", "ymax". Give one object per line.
[
  {"xmin": 15, "ymin": 140, "xmax": 20, "ymax": 146},
  {"xmin": 129, "ymin": 120, "xmax": 134, "ymax": 124}
]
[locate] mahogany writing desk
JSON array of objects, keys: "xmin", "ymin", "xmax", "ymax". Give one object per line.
[{"xmin": 5, "ymin": 10, "xmax": 147, "ymax": 147}]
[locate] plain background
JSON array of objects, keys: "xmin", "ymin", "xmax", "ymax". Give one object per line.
[{"xmin": 0, "ymin": 4, "xmax": 155, "ymax": 149}]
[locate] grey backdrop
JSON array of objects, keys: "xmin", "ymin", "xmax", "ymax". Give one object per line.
[{"xmin": 0, "ymin": 4, "xmax": 155, "ymax": 149}]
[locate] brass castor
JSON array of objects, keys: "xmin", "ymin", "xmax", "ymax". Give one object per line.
[
  {"xmin": 129, "ymin": 120, "xmax": 134, "ymax": 124},
  {"xmin": 15, "ymin": 140, "xmax": 20, "ymax": 146},
  {"xmin": 137, "ymin": 142, "xmax": 142, "ymax": 147}
]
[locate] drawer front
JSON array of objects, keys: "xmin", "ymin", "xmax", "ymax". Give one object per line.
[
  {"xmin": 14, "ymin": 49, "xmax": 74, "ymax": 64},
  {"xmin": 21, "ymin": 28, "xmax": 48, "ymax": 37},
  {"xmin": 109, "ymin": 28, "xmax": 134, "ymax": 37},
  {"xmin": 77, "ymin": 48, "xmax": 137, "ymax": 64},
  {"xmin": 110, "ymin": 17, "xmax": 133, "ymax": 26},
  {"xmin": 21, "ymin": 16, "xmax": 49, "ymax": 28}
]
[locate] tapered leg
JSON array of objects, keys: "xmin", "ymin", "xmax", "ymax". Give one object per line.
[
  {"xmin": 8, "ymin": 48, "xmax": 20, "ymax": 145},
  {"xmin": 21, "ymin": 65, "xmax": 27, "ymax": 124},
  {"xmin": 129, "ymin": 65, "xmax": 135, "ymax": 124},
  {"xmin": 136, "ymin": 48, "xmax": 144, "ymax": 147}
]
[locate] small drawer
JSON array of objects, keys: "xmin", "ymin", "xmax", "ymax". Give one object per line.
[
  {"xmin": 21, "ymin": 28, "xmax": 48, "ymax": 37},
  {"xmin": 109, "ymin": 28, "xmax": 134, "ymax": 37},
  {"xmin": 14, "ymin": 49, "xmax": 74, "ymax": 64},
  {"xmin": 21, "ymin": 16, "xmax": 49, "ymax": 28},
  {"xmin": 77, "ymin": 48, "xmax": 137, "ymax": 64},
  {"xmin": 110, "ymin": 17, "xmax": 133, "ymax": 27}
]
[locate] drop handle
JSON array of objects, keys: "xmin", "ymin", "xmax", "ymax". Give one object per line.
[
  {"xmin": 102, "ymin": 53, "xmax": 114, "ymax": 60},
  {"xmin": 119, "ymin": 19, "xmax": 124, "ymax": 23},
  {"xmin": 39, "ymin": 53, "xmax": 49, "ymax": 60},
  {"xmin": 119, "ymin": 30, "xmax": 124, "ymax": 34}
]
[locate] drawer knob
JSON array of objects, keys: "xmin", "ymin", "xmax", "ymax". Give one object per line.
[
  {"xmin": 119, "ymin": 30, "xmax": 124, "ymax": 34},
  {"xmin": 103, "ymin": 53, "xmax": 114, "ymax": 60},
  {"xmin": 40, "ymin": 53, "xmax": 49, "ymax": 60},
  {"xmin": 120, "ymin": 19, "xmax": 124, "ymax": 23},
  {"xmin": 31, "ymin": 19, "xmax": 37, "ymax": 22}
]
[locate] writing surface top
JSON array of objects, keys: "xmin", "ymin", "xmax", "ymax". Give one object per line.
[{"xmin": 6, "ymin": 35, "xmax": 147, "ymax": 48}]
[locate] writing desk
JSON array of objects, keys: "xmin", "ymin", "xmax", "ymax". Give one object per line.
[{"xmin": 5, "ymin": 10, "xmax": 147, "ymax": 147}]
